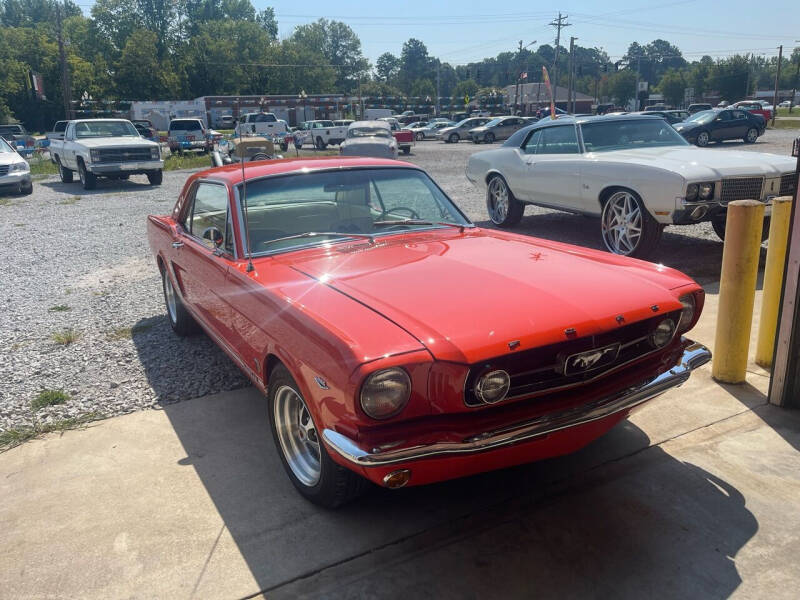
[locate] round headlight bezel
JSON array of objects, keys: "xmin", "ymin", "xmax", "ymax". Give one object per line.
[
  {"xmin": 698, "ymin": 182, "xmax": 714, "ymax": 200},
  {"xmin": 686, "ymin": 183, "xmax": 699, "ymax": 201},
  {"xmin": 650, "ymin": 318, "xmax": 677, "ymax": 349},
  {"xmin": 474, "ymin": 369, "xmax": 511, "ymax": 404},
  {"xmin": 677, "ymin": 294, "xmax": 697, "ymax": 333},
  {"xmin": 360, "ymin": 367, "xmax": 412, "ymax": 420}
]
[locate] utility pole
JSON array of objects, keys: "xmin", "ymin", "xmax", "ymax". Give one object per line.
[
  {"xmin": 513, "ymin": 39, "xmax": 536, "ymax": 115},
  {"xmin": 56, "ymin": 1, "xmax": 72, "ymax": 119},
  {"xmin": 436, "ymin": 62, "xmax": 441, "ymax": 117},
  {"xmin": 790, "ymin": 41, "xmax": 800, "ymax": 114},
  {"xmin": 567, "ymin": 37, "xmax": 577, "ymax": 113},
  {"xmin": 634, "ymin": 56, "xmax": 642, "ymax": 111},
  {"xmin": 549, "ymin": 13, "xmax": 571, "ymax": 99},
  {"xmin": 772, "ymin": 45, "xmax": 783, "ymax": 126}
]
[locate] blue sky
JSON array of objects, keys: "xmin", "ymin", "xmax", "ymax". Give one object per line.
[{"xmin": 262, "ymin": 0, "xmax": 799, "ymax": 65}]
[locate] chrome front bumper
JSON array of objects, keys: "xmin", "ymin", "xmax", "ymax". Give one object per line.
[
  {"xmin": 88, "ymin": 160, "xmax": 163, "ymax": 173},
  {"xmin": 323, "ymin": 342, "xmax": 711, "ymax": 467}
]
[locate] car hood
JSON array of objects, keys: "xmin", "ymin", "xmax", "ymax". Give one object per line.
[
  {"xmin": 0, "ymin": 152, "xmax": 26, "ymax": 166},
  {"xmin": 76, "ymin": 137, "xmax": 159, "ymax": 148},
  {"xmin": 287, "ymin": 229, "xmax": 691, "ymax": 364},
  {"xmin": 588, "ymin": 146, "xmax": 796, "ymax": 179}
]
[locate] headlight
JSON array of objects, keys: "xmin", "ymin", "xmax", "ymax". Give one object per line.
[
  {"xmin": 360, "ymin": 368, "xmax": 411, "ymax": 420},
  {"xmin": 686, "ymin": 183, "xmax": 698, "ymax": 201},
  {"xmin": 151, "ymin": 147, "xmax": 160, "ymax": 160},
  {"xmin": 698, "ymin": 182, "xmax": 714, "ymax": 200},
  {"xmin": 474, "ymin": 370, "xmax": 511, "ymax": 404},
  {"xmin": 650, "ymin": 318, "xmax": 676, "ymax": 349},
  {"xmin": 90, "ymin": 149, "xmax": 100, "ymax": 163},
  {"xmin": 677, "ymin": 294, "xmax": 696, "ymax": 333},
  {"xmin": 9, "ymin": 161, "xmax": 29, "ymax": 173}
]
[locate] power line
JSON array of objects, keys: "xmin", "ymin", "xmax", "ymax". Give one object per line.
[{"xmin": 549, "ymin": 12, "xmax": 571, "ymax": 90}]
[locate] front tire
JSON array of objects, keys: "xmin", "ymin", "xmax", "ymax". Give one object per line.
[
  {"xmin": 147, "ymin": 170, "xmax": 163, "ymax": 185},
  {"xmin": 415, "ymin": 132, "xmax": 424, "ymax": 141},
  {"xmin": 600, "ymin": 189, "xmax": 662, "ymax": 258},
  {"xmin": 744, "ymin": 128, "xmax": 758, "ymax": 144},
  {"xmin": 695, "ymin": 131, "xmax": 710, "ymax": 147},
  {"xmin": 448, "ymin": 133, "xmax": 460, "ymax": 143},
  {"xmin": 78, "ymin": 160, "xmax": 96, "ymax": 190},
  {"xmin": 401, "ymin": 146, "xmax": 410, "ymax": 155},
  {"xmin": 161, "ymin": 266, "xmax": 198, "ymax": 336},
  {"xmin": 315, "ymin": 136, "xmax": 327, "ymax": 150},
  {"xmin": 268, "ymin": 364, "xmax": 368, "ymax": 508},
  {"xmin": 711, "ymin": 214, "xmax": 770, "ymax": 242},
  {"xmin": 485, "ymin": 132, "xmax": 496, "ymax": 143},
  {"xmin": 486, "ymin": 175, "xmax": 523, "ymax": 228}
]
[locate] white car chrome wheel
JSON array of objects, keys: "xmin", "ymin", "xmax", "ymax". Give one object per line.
[
  {"xmin": 163, "ymin": 271, "xmax": 178, "ymax": 324},
  {"xmin": 488, "ymin": 177, "xmax": 509, "ymax": 223},
  {"xmin": 601, "ymin": 191, "xmax": 643, "ymax": 255},
  {"xmin": 273, "ymin": 385, "xmax": 321, "ymax": 487}
]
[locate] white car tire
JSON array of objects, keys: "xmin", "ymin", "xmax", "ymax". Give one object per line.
[
  {"xmin": 600, "ymin": 189, "xmax": 662, "ymax": 258},
  {"xmin": 486, "ymin": 175, "xmax": 523, "ymax": 228}
]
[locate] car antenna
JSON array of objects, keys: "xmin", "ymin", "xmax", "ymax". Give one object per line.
[{"xmin": 237, "ymin": 97, "xmax": 255, "ymax": 273}]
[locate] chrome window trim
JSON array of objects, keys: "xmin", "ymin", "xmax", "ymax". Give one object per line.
[{"xmin": 179, "ymin": 178, "xmax": 238, "ymax": 260}]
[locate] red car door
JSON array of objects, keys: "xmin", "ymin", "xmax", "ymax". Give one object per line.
[{"xmin": 170, "ymin": 180, "xmax": 235, "ymax": 339}]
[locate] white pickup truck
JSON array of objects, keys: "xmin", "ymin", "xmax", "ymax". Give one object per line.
[
  {"xmin": 297, "ymin": 120, "xmax": 348, "ymax": 149},
  {"xmin": 234, "ymin": 112, "xmax": 289, "ymax": 137},
  {"xmin": 49, "ymin": 119, "xmax": 163, "ymax": 190}
]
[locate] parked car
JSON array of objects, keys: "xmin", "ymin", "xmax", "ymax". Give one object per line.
[
  {"xmin": 49, "ymin": 119, "xmax": 163, "ymax": 190},
  {"xmin": 147, "ymin": 155, "xmax": 712, "ymax": 506},
  {"xmin": 378, "ymin": 118, "xmax": 413, "ymax": 154},
  {"xmin": 731, "ymin": 101, "xmax": 773, "ymax": 122},
  {"xmin": 234, "ymin": 112, "xmax": 289, "ymax": 138},
  {"xmin": 778, "ymin": 100, "xmax": 792, "ymax": 108},
  {"xmin": 633, "ymin": 110, "xmax": 689, "ymax": 124},
  {"xmin": 0, "ymin": 135, "xmax": 32, "ymax": 195},
  {"xmin": 132, "ymin": 119, "xmax": 157, "ymax": 140},
  {"xmin": 436, "ymin": 117, "xmax": 492, "ymax": 143},
  {"xmin": 46, "ymin": 120, "xmax": 69, "ymax": 141},
  {"xmin": 0, "ymin": 123, "xmax": 36, "ymax": 157},
  {"xmin": 470, "ymin": 116, "xmax": 529, "ymax": 143},
  {"xmin": 673, "ymin": 109, "xmax": 766, "ymax": 147},
  {"xmin": 465, "ymin": 115, "xmax": 796, "ymax": 256},
  {"xmin": 217, "ymin": 115, "xmax": 235, "ymax": 129},
  {"xmin": 412, "ymin": 121, "xmax": 455, "ymax": 141},
  {"xmin": 535, "ymin": 106, "xmax": 569, "ymax": 119},
  {"xmin": 296, "ymin": 120, "xmax": 349, "ymax": 149},
  {"xmin": 168, "ymin": 118, "xmax": 211, "ymax": 153},
  {"xmin": 687, "ymin": 103, "xmax": 712, "ymax": 114},
  {"xmin": 339, "ymin": 121, "xmax": 397, "ymax": 158}
]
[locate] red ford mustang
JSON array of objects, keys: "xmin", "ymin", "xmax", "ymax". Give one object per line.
[{"xmin": 147, "ymin": 157, "xmax": 711, "ymax": 507}]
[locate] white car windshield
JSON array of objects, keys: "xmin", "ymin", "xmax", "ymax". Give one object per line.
[
  {"xmin": 0, "ymin": 137, "xmax": 15, "ymax": 153},
  {"xmin": 580, "ymin": 119, "xmax": 689, "ymax": 152},
  {"xmin": 239, "ymin": 168, "xmax": 469, "ymax": 255},
  {"xmin": 348, "ymin": 128, "xmax": 391, "ymax": 138},
  {"xmin": 75, "ymin": 121, "xmax": 139, "ymax": 138},
  {"xmin": 685, "ymin": 111, "xmax": 716, "ymax": 125}
]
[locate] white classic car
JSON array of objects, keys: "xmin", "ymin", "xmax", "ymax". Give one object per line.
[
  {"xmin": 466, "ymin": 114, "xmax": 797, "ymax": 257},
  {"xmin": 339, "ymin": 121, "xmax": 398, "ymax": 159}
]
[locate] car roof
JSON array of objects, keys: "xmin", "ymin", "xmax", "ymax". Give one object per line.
[
  {"xmin": 196, "ymin": 157, "xmax": 416, "ymax": 185},
  {"xmin": 502, "ymin": 114, "xmax": 668, "ymax": 146}
]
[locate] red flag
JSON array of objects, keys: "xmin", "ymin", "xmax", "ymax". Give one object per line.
[{"xmin": 542, "ymin": 66, "xmax": 557, "ymax": 119}]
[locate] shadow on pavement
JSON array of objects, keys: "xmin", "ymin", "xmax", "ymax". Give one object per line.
[
  {"xmin": 131, "ymin": 320, "xmax": 759, "ymax": 598},
  {"xmin": 40, "ymin": 178, "xmax": 159, "ymax": 195}
]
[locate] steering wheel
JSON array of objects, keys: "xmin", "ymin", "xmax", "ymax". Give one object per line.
[{"xmin": 380, "ymin": 206, "xmax": 421, "ymax": 220}]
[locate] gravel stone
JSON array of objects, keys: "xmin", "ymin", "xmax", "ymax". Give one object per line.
[{"xmin": 0, "ymin": 129, "xmax": 795, "ymax": 432}]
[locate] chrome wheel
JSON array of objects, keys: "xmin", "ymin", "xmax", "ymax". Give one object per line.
[
  {"xmin": 488, "ymin": 177, "xmax": 509, "ymax": 224},
  {"xmin": 745, "ymin": 128, "xmax": 758, "ymax": 143},
  {"xmin": 602, "ymin": 191, "xmax": 643, "ymax": 255},
  {"xmin": 163, "ymin": 271, "xmax": 177, "ymax": 324},
  {"xmin": 696, "ymin": 131, "xmax": 709, "ymax": 147},
  {"xmin": 273, "ymin": 385, "xmax": 321, "ymax": 487}
]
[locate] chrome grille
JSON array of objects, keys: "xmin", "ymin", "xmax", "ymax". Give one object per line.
[
  {"xmin": 95, "ymin": 147, "xmax": 153, "ymax": 163},
  {"xmin": 464, "ymin": 311, "xmax": 682, "ymax": 406},
  {"xmin": 720, "ymin": 177, "xmax": 764, "ymax": 203},
  {"xmin": 0, "ymin": 165, "xmax": 9, "ymax": 176},
  {"xmin": 780, "ymin": 173, "xmax": 797, "ymax": 197}
]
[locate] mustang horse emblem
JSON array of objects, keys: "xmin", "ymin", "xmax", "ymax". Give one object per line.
[{"xmin": 564, "ymin": 344, "xmax": 621, "ymax": 375}]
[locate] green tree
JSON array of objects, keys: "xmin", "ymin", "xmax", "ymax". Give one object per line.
[
  {"xmin": 608, "ymin": 69, "xmax": 637, "ymax": 105},
  {"xmin": 709, "ymin": 55, "xmax": 750, "ymax": 101},
  {"xmin": 115, "ymin": 30, "xmax": 166, "ymax": 99},
  {"xmin": 658, "ymin": 68, "xmax": 685, "ymax": 106},
  {"xmin": 399, "ymin": 38, "xmax": 431, "ymax": 92},
  {"xmin": 375, "ymin": 52, "xmax": 399, "ymax": 82},
  {"xmin": 452, "ymin": 79, "xmax": 478, "ymax": 103}
]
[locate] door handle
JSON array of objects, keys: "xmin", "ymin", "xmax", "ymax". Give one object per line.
[{"xmin": 172, "ymin": 241, "xmax": 184, "ymax": 249}]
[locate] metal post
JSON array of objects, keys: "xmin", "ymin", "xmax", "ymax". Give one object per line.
[
  {"xmin": 567, "ymin": 37, "xmax": 575, "ymax": 114},
  {"xmin": 56, "ymin": 2, "xmax": 71, "ymax": 119},
  {"xmin": 634, "ymin": 56, "xmax": 641, "ymax": 112},
  {"xmin": 436, "ymin": 62, "xmax": 441, "ymax": 117},
  {"xmin": 772, "ymin": 45, "xmax": 783, "ymax": 126}
]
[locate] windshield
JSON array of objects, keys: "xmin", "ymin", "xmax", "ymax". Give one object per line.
[
  {"xmin": 75, "ymin": 120, "xmax": 139, "ymax": 138},
  {"xmin": 170, "ymin": 120, "xmax": 202, "ymax": 131},
  {"xmin": 685, "ymin": 110, "xmax": 716, "ymax": 125},
  {"xmin": 239, "ymin": 168, "xmax": 470, "ymax": 255},
  {"xmin": 580, "ymin": 119, "xmax": 688, "ymax": 152},
  {"xmin": 0, "ymin": 137, "xmax": 14, "ymax": 152},
  {"xmin": 348, "ymin": 127, "xmax": 391, "ymax": 138}
]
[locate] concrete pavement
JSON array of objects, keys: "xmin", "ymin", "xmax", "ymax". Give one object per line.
[{"xmin": 2, "ymin": 289, "xmax": 799, "ymax": 599}]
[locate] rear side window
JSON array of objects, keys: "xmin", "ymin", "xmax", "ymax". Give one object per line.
[
  {"xmin": 170, "ymin": 120, "xmax": 202, "ymax": 131},
  {"xmin": 523, "ymin": 130, "xmax": 542, "ymax": 154},
  {"xmin": 536, "ymin": 126, "xmax": 579, "ymax": 154}
]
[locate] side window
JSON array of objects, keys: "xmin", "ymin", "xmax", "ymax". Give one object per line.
[
  {"xmin": 718, "ymin": 112, "xmax": 732, "ymax": 122},
  {"xmin": 732, "ymin": 110, "xmax": 746, "ymax": 120},
  {"xmin": 185, "ymin": 183, "xmax": 232, "ymax": 252},
  {"xmin": 523, "ymin": 130, "xmax": 542, "ymax": 154},
  {"xmin": 537, "ymin": 126, "xmax": 579, "ymax": 155}
]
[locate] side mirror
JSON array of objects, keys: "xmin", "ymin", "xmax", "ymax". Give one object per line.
[{"xmin": 202, "ymin": 227, "xmax": 224, "ymax": 249}]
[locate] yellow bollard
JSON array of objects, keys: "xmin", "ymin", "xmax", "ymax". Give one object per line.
[
  {"xmin": 712, "ymin": 200, "xmax": 765, "ymax": 384},
  {"xmin": 755, "ymin": 196, "xmax": 794, "ymax": 368}
]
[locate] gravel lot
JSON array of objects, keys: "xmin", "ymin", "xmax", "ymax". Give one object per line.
[{"xmin": 1, "ymin": 128, "xmax": 796, "ymax": 434}]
